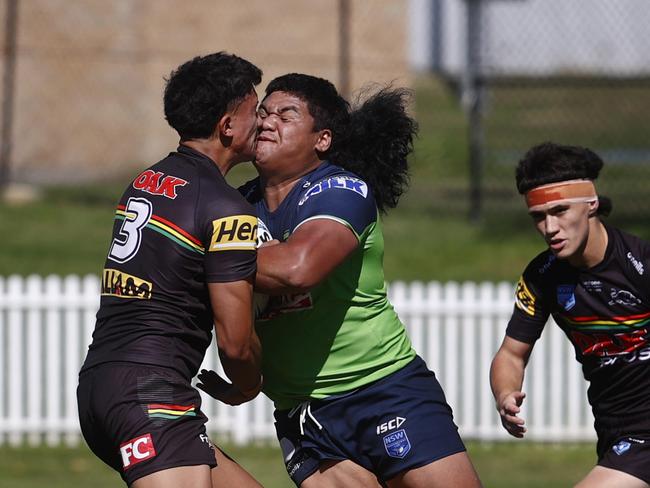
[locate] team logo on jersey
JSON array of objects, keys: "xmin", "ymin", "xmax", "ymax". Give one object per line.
[
  {"xmin": 557, "ymin": 285, "xmax": 576, "ymax": 311},
  {"xmin": 298, "ymin": 176, "xmax": 368, "ymax": 206},
  {"xmin": 515, "ymin": 277, "xmax": 536, "ymax": 316},
  {"xmin": 256, "ymin": 292, "xmax": 313, "ymax": 321},
  {"xmin": 608, "ymin": 288, "xmax": 641, "ymax": 307},
  {"xmin": 209, "ymin": 215, "xmax": 257, "ymax": 251},
  {"xmin": 613, "ymin": 440, "xmax": 631, "ymax": 455},
  {"xmin": 120, "ymin": 433, "xmax": 156, "ymax": 470},
  {"xmin": 132, "ymin": 170, "xmax": 188, "ymax": 199},
  {"xmin": 101, "ymin": 269, "xmax": 152, "ymax": 299},
  {"xmin": 383, "ymin": 429, "xmax": 411, "ymax": 459}
]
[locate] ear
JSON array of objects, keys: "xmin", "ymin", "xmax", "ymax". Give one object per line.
[
  {"xmin": 217, "ymin": 113, "xmax": 233, "ymax": 138},
  {"xmin": 587, "ymin": 199, "xmax": 599, "ymax": 217},
  {"xmin": 314, "ymin": 129, "xmax": 332, "ymax": 153}
]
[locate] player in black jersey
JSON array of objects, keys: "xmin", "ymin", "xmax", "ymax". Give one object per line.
[
  {"xmin": 490, "ymin": 142, "xmax": 650, "ymax": 487},
  {"xmin": 77, "ymin": 52, "xmax": 264, "ymax": 487}
]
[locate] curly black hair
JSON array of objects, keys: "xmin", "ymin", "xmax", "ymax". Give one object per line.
[
  {"xmin": 164, "ymin": 52, "xmax": 262, "ymax": 140},
  {"xmin": 264, "ymin": 74, "xmax": 417, "ymax": 213},
  {"xmin": 516, "ymin": 142, "xmax": 612, "ymax": 216}
]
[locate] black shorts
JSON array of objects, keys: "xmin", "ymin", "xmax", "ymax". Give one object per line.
[
  {"xmin": 596, "ymin": 414, "xmax": 650, "ymax": 483},
  {"xmin": 598, "ymin": 434, "xmax": 650, "ymax": 483},
  {"xmin": 274, "ymin": 356, "xmax": 466, "ymax": 486},
  {"xmin": 77, "ymin": 362, "xmax": 216, "ymax": 485}
]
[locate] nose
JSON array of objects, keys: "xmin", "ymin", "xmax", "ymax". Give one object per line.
[
  {"xmin": 258, "ymin": 114, "xmax": 275, "ymax": 131},
  {"xmin": 544, "ymin": 214, "xmax": 559, "ymax": 236}
]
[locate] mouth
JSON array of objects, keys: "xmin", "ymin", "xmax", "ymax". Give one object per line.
[
  {"xmin": 548, "ymin": 239, "xmax": 566, "ymax": 253},
  {"xmin": 256, "ymin": 133, "xmax": 275, "ymax": 144}
]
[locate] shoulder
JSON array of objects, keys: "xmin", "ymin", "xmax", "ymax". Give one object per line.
[
  {"xmin": 523, "ymin": 250, "xmax": 558, "ymax": 281},
  {"xmin": 608, "ymin": 225, "xmax": 649, "ymax": 277}
]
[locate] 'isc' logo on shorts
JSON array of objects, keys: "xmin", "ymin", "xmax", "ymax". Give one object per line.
[
  {"xmin": 209, "ymin": 215, "xmax": 257, "ymax": 251},
  {"xmin": 120, "ymin": 433, "xmax": 157, "ymax": 470}
]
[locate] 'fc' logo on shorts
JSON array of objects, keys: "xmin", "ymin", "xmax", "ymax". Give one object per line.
[{"xmin": 120, "ymin": 433, "xmax": 157, "ymax": 469}]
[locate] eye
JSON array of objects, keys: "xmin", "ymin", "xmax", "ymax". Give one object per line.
[{"xmin": 530, "ymin": 212, "xmax": 544, "ymax": 223}]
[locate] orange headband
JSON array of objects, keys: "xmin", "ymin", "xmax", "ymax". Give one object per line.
[{"xmin": 525, "ymin": 179, "xmax": 597, "ymax": 211}]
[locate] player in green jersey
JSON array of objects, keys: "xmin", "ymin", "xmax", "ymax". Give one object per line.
[{"xmin": 199, "ymin": 74, "xmax": 482, "ymax": 488}]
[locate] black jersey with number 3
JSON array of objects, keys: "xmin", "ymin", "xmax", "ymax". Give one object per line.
[
  {"xmin": 81, "ymin": 146, "xmax": 257, "ymax": 379},
  {"xmin": 507, "ymin": 225, "xmax": 650, "ymax": 424}
]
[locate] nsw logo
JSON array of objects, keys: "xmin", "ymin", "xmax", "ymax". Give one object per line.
[
  {"xmin": 613, "ymin": 440, "xmax": 631, "ymax": 456},
  {"xmin": 383, "ymin": 429, "xmax": 411, "ymax": 459},
  {"xmin": 557, "ymin": 284, "xmax": 576, "ymax": 311}
]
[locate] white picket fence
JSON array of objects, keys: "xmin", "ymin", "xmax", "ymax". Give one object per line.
[{"xmin": 0, "ymin": 275, "xmax": 595, "ymax": 447}]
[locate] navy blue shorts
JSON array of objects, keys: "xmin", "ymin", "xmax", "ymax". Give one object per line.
[
  {"xmin": 77, "ymin": 362, "xmax": 216, "ymax": 485},
  {"xmin": 274, "ymin": 356, "xmax": 466, "ymax": 486}
]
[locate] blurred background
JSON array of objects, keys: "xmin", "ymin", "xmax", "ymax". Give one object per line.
[{"xmin": 1, "ymin": 1, "xmax": 649, "ymax": 486}]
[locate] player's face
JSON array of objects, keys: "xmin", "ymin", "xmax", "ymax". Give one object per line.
[
  {"xmin": 529, "ymin": 202, "xmax": 591, "ymax": 262},
  {"xmin": 228, "ymin": 90, "xmax": 259, "ymax": 163},
  {"xmin": 255, "ymin": 91, "xmax": 324, "ymax": 173}
]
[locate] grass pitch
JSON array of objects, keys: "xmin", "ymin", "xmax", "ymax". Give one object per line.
[{"xmin": 0, "ymin": 441, "xmax": 597, "ymax": 487}]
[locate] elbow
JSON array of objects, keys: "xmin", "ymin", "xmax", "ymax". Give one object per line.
[
  {"xmin": 285, "ymin": 259, "xmax": 325, "ymax": 292},
  {"xmin": 282, "ymin": 263, "xmax": 321, "ymax": 292}
]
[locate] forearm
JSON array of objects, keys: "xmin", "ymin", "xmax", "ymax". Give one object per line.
[
  {"xmin": 490, "ymin": 350, "xmax": 525, "ymax": 404},
  {"xmin": 218, "ymin": 331, "xmax": 262, "ymax": 394},
  {"xmin": 255, "ymin": 242, "xmax": 313, "ymax": 294}
]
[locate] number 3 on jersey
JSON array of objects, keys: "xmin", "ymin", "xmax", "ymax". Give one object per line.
[{"xmin": 108, "ymin": 197, "xmax": 153, "ymax": 263}]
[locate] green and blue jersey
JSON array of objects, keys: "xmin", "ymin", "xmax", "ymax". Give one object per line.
[{"xmin": 240, "ymin": 162, "xmax": 415, "ymax": 409}]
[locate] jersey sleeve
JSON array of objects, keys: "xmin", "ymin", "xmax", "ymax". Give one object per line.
[
  {"xmin": 294, "ymin": 175, "xmax": 376, "ymax": 238},
  {"xmin": 506, "ymin": 263, "xmax": 551, "ymax": 344},
  {"xmin": 199, "ymin": 188, "xmax": 257, "ymax": 283}
]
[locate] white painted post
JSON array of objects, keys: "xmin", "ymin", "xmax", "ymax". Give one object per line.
[
  {"xmin": 45, "ymin": 275, "xmax": 62, "ymax": 446},
  {"xmin": 460, "ymin": 282, "xmax": 477, "ymax": 435},
  {"xmin": 443, "ymin": 282, "xmax": 460, "ymax": 415},
  {"xmin": 64, "ymin": 275, "xmax": 81, "ymax": 446},
  {"xmin": 426, "ymin": 282, "xmax": 442, "ymax": 376},
  {"xmin": 7, "ymin": 275, "xmax": 23, "ymax": 446},
  {"xmin": 26, "ymin": 276, "xmax": 43, "ymax": 446}
]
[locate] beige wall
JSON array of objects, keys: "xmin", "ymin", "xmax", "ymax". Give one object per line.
[{"xmin": 0, "ymin": 0, "xmax": 409, "ymax": 183}]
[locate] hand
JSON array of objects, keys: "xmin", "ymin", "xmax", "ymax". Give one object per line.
[
  {"xmin": 496, "ymin": 391, "xmax": 527, "ymax": 438},
  {"xmin": 196, "ymin": 369, "xmax": 261, "ymax": 406}
]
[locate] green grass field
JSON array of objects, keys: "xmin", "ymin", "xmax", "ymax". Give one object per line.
[
  {"xmin": 0, "ymin": 441, "xmax": 598, "ymax": 487},
  {"xmin": 2, "ymin": 75, "xmax": 649, "ymax": 280}
]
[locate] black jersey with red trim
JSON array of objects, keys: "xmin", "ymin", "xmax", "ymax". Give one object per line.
[
  {"xmin": 507, "ymin": 224, "xmax": 650, "ymax": 422},
  {"xmin": 81, "ymin": 145, "xmax": 257, "ymax": 379}
]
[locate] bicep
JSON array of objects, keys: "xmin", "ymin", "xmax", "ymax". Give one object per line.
[{"xmin": 257, "ymin": 218, "xmax": 359, "ymax": 290}]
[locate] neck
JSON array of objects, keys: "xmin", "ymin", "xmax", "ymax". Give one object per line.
[
  {"xmin": 569, "ymin": 218, "xmax": 608, "ymax": 268},
  {"xmin": 181, "ymin": 139, "xmax": 236, "ymax": 176},
  {"xmin": 258, "ymin": 159, "xmax": 323, "ymax": 212}
]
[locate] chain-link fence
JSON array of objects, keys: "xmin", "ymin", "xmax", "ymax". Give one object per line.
[{"xmin": 427, "ymin": 0, "xmax": 650, "ymax": 221}]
